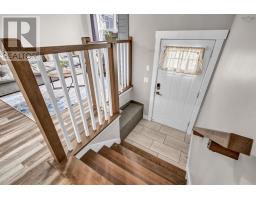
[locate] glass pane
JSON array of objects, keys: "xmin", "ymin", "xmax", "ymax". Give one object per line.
[{"xmin": 159, "ymin": 46, "xmax": 205, "ymax": 75}]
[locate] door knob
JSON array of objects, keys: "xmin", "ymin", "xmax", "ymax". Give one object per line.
[
  {"xmin": 156, "ymin": 83, "xmax": 161, "ymax": 90},
  {"xmin": 156, "ymin": 91, "xmax": 162, "ymax": 96}
]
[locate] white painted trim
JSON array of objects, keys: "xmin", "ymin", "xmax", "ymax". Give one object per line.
[
  {"xmin": 119, "ymin": 86, "xmax": 133, "ymax": 108},
  {"xmin": 186, "ymin": 169, "xmax": 192, "ymax": 185},
  {"xmin": 155, "ymin": 30, "xmax": 229, "ymax": 40},
  {"xmin": 148, "ymin": 30, "xmax": 229, "ymax": 135},
  {"xmin": 119, "ymin": 86, "xmax": 133, "ymax": 98},
  {"xmin": 75, "ymin": 138, "xmax": 121, "ymax": 159},
  {"xmin": 187, "ymin": 40, "xmax": 225, "ymax": 134},
  {"xmin": 186, "ymin": 134, "xmax": 194, "ymax": 185},
  {"xmin": 75, "ymin": 116, "xmax": 120, "ymax": 159},
  {"xmin": 143, "ymin": 114, "xmax": 148, "ymax": 120}
]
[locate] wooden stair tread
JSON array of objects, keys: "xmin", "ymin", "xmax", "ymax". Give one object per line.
[
  {"xmin": 81, "ymin": 150, "xmax": 146, "ymax": 185},
  {"xmin": 121, "ymin": 141, "xmax": 186, "ymax": 177},
  {"xmin": 111, "ymin": 143, "xmax": 186, "ymax": 184},
  {"xmin": 61, "ymin": 156, "xmax": 112, "ymax": 185},
  {"xmin": 98, "ymin": 146, "xmax": 172, "ymax": 184}
]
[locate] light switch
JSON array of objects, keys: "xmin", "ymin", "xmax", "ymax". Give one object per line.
[
  {"xmin": 144, "ymin": 77, "xmax": 149, "ymax": 83},
  {"xmin": 146, "ymin": 65, "xmax": 150, "ymax": 71}
]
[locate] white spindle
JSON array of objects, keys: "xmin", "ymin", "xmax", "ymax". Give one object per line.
[
  {"xmin": 89, "ymin": 50, "xmax": 103, "ymax": 125},
  {"xmin": 118, "ymin": 43, "xmax": 123, "ymax": 92},
  {"xmin": 117, "ymin": 43, "xmax": 121, "ymax": 92},
  {"xmin": 37, "ymin": 56, "xmax": 73, "ymax": 151},
  {"xmin": 67, "ymin": 53, "xmax": 90, "ymax": 136},
  {"xmin": 126, "ymin": 43, "xmax": 129, "ymax": 87},
  {"xmin": 123, "ymin": 43, "xmax": 128, "ymax": 88},
  {"xmin": 53, "ymin": 54, "xmax": 81, "ymax": 143},
  {"xmin": 121, "ymin": 43, "xmax": 125, "ymax": 90},
  {"xmin": 97, "ymin": 49, "xmax": 109, "ymax": 120},
  {"xmin": 79, "ymin": 51, "xmax": 96, "ymax": 130},
  {"xmin": 103, "ymin": 48, "xmax": 113, "ymax": 116}
]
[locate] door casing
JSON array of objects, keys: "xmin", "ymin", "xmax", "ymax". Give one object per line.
[{"xmin": 148, "ymin": 30, "xmax": 229, "ymax": 134}]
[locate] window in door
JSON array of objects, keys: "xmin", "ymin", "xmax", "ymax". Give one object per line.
[{"xmin": 159, "ymin": 46, "xmax": 205, "ymax": 75}]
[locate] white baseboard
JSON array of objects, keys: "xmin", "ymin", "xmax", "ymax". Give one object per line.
[
  {"xmin": 143, "ymin": 114, "xmax": 148, "ymax": 120},
  {"xmin": 75, "ymin": 116, "xmax": 121, "ymax": 159},
  {"xmin": 186, "ymin": 167, "xmax": 192, "ymax": 185},
  {"xmin": 76, "ymin": 138, "xmax": 121, "ymax": 159}
]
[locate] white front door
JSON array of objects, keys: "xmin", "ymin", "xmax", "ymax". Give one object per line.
[{"xmin": 152, "ymin": 39, "xmax": 215, "ymax": 132}]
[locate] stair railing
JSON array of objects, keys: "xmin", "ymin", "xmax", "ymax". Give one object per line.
[
  {"xmin": 82, "ymin": 37, "xmax": 133, "ymax": 95},
  {"xmin": 1, "ymin": 38, "xmax": 119, "ymax": 163}
]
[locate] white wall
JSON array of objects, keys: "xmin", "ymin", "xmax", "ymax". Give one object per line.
[
  {"xmin": 0, "ymin": 14, "xmax": 91, "ymax": 46},
  {"xmin": 119, "ymin": 87, "xmax": 133, "ymax": 108},
  {"xmin": 196, "ymin": 15, "xmax": 256, "ymax": 140},
  {"xmin": 76, "ymin": 116, "xmax": 121, "ymax": 159},
  {"xmin": 188, "ymin": 135, "xmax": 256, "ymax": 184},
  {"xmin": 129, "ymin": 14, "xmax": 235, "ymax": 115},
  {"xmin": 188, "ymin": 15, "xmax": 256, "ymax": 184}
]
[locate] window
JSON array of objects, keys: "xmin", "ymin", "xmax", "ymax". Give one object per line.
[
  {"xmin": 91, "ymin": 14, "xmax": 118, "ymax": 41},
  {"xmin": 159, "ymin": 46, "xmax": 205, "ymax": 75}
]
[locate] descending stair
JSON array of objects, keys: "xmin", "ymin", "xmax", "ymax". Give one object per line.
[{"xmin": 78, "ymin": 141, "xmax": 186, "ymax": 185}]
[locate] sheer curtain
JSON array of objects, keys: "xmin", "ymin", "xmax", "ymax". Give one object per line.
[{"xmin": 159, "ymin": 46, "xmax": 205, "ymax": 75}]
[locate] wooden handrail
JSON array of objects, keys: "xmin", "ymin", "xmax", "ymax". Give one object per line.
[
  {"xmin": 84, "ymin": 38, "xmax": 132, "ymax": 44},
  {"xmin": 3, "ymin": 42, "xmax": 111, "ymax": 55},
  {"xmin": 81, "ymin": 36, "xmax": 133, "ymax": 96},
  {"xmin": 2, "ymin": 37, "xmax": 121, "ymax": 163},
  {"xmin": 193, "ymin": 127, "xmax": 253, "ymax": 156},
  {"xmin": 1, "ymin": 38, "xmax": 67, "ymax": 163}
]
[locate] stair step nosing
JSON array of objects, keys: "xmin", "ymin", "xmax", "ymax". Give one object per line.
[
  {"xmin": 111, "ymin": 144, "xmax": 186, "ymax": 184},
  {"xmin": 98, "ymin": 146, "xmax": 172, "ymax": 185}
]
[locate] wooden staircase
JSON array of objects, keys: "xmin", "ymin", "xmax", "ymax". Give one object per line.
[{"xmin": 55, "ymin": 141, "xmax": 186, "ymax": 185}]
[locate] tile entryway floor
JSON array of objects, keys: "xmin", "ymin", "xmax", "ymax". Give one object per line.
[{"xmin": 125, "ymin": 119, "xmax": 190, "ymax": 170}]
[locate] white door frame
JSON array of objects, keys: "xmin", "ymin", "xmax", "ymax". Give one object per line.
[{"xmin": 148, "ymin": 30, "xmax": 229, "ymax": 134}]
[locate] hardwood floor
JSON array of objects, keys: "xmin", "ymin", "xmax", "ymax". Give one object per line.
[
  {"xmin": 0, "ymin": 99, "xmax": 88, "ymax": 184},
  {"xmin": 0, "ymin": 99, "xmax": 187, "ymax": 185}
]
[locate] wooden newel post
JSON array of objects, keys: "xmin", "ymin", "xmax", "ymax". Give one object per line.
[
  {"xmin": 81, "ymin": 37, "xmax": 97, "ymax": 108},
  {"xmin": 108, "ymin": 42, "xmax": 120, "ymax": 115},
  {"xmin": 1, "ymin": 38, "xmax": 66, "ymax": 163}
]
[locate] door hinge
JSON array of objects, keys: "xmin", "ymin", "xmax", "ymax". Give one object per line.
[
  {"xmin": 196, "ymin": 91, "xmax": 200, "ymax": 98},
  {"xmin": 187, "ymin": 122, "xmax": 190, "ymax": 128}
]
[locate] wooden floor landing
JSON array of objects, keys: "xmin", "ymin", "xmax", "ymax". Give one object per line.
[{"xmin": 0, "ymin": 99, "xmax": 90, "ymax": 184}]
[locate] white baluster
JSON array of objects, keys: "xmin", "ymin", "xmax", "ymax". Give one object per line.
[
  {"xmin": 67, "ymin": 52, "xmax": 90, "ymax": 136},
  {"xmin": 103, "ymin": 48, "xmax": 113, "ymax": 116},
  {"xmin": 119, "ymin": 43, "xmax": 124, "ymax": 92},
  {"xmin": 53, "ymin": 54, "xmax": 81, "ymax": 143},
  {"xmin": 89, "ymin": 50, "xmax": 103, "ymax": 125},
  {"xmin": 126, "ymin": 43, "xmax": 129, "ymax": 87},
  {"xmin": 121, "ymin": 43, "xmax": 125, "ymax": 90},
  {"xmin": 37, "ymin": 56, "xmax": 73, "ymax": 151},
  {"xmin": 117, "ymin": 43, "xmax": 121, "ymax": 93},
  {"xmin": 97, "ymin": 49, "xmax": 109, "ymax": 120},
  {"xmin": 79, "ymin": 51, "xmax": 96, "ymax": 130},
  {"xmin": 123, "ymin": 43, "xmax": 128, "ymax": 88}
]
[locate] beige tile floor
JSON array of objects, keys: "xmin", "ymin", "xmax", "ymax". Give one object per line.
[{"xmin": 125, "ymin": 119, "xmax": 191, "ymax": 170}]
